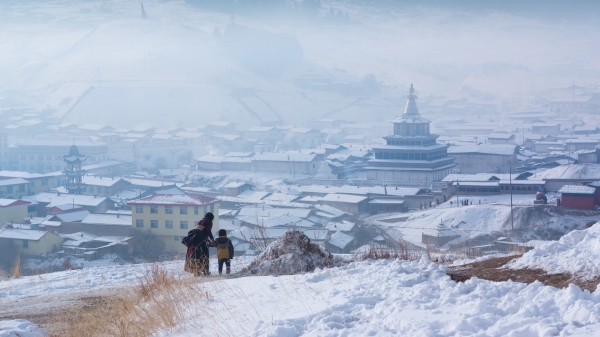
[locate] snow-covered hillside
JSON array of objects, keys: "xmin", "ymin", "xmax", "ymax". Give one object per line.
[
  {"xmin": 508, "ymin": 222, "xmax": 600, "ymax": 280},
  {"xmin": 7, "ymin": 257, "xmax": 600, "ymax": 336},
  {"xmin": 377, "ymin": 194, "xmax": 599, "ymax": 248}
]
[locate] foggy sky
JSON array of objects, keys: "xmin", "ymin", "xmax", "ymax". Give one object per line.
[{"xmin": 1, "ymin": 0, "xmax": 598, "ymax": 127}]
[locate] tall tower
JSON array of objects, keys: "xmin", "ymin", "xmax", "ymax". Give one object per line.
[
  {"xmin": 363, "ymin": 84, "xmax": 455, "ymax": 182},
  {"xmin": 63, "ymin": 145, "xmax": 88, "ymax": 194}
]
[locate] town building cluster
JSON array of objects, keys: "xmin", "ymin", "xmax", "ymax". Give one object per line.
[{"xmin": 1, "ymin": 84, "xmax": 600, "ymax": 265}]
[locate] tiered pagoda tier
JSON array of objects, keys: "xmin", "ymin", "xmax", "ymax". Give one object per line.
[
  {"xmin": 364, "ymin": 84, "xmax": 455, "ymax": 182},
  {"xmin": 62, "ymin": 144, "xmax": 88, "ymax": 194}
]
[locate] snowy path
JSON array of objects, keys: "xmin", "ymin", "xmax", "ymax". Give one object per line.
[{"xmin": 161, "ymin": 257, "xmax": 600, "ymax": 336}]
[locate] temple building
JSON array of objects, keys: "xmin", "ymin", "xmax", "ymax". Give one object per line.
[
  {"xmin": 63, "ymin": 145, "xmax": 88, "ymax": 194},
  {"xmin": 363, "ymin": 84, "xmax": 456, "ymax": 182}
]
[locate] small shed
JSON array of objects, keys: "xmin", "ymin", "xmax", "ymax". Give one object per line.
[{"xmin": 558, "ymin": 185, "xmax": 597, "ymax": 209}]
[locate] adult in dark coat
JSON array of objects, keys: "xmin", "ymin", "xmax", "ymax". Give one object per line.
[{"xmin": 184, "ymin": 212, "xmax": 215, "ymax": 276}]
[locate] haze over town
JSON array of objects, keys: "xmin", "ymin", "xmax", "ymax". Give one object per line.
[{"xmin": 1, "ymin": 1, "xmax": 600, "ymax": 336}]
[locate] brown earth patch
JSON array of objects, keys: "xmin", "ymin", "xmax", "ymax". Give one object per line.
[{"xmin": 448, "ymin": 255, "xmax": 600, "ymax": 292}]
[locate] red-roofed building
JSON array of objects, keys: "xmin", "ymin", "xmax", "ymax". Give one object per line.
[{"xmin": 128, "ymin": 193, "xmax": 220, "ymax": 253}]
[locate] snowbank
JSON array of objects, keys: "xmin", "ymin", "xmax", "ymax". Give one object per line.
[
  {"xmin": 508, "ymin": 222, "xmax": 600, "ymax": 280},
  {"xmin": 242, "ymin": 230, "xmax": 333, "ymax": 275},
  {"xmin": 166, "ymin": 257, "xmax": 600, "ymax": 336},
  {"xmin": 0, "ymin": 320, "xmax": 44, "ymax": 337}
]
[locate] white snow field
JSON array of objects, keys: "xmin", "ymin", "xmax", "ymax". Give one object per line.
[
  {"xmin": 0, "ymin": 256, "xmax": 253, "ymax": 299},
  {"xmin": 162, "ymin": 257, "xmax": 600, "ymax": 336},
  {"xmin": 508, "ymin": 223, "xmax": 600, "ymax": 280},
  {"xmin": 0, "ymin": 319, "xmax": 43, "ymax": 337},
  {"xmin": 4, "ymin": 256, "xmax": 600, "ymax": 336}
]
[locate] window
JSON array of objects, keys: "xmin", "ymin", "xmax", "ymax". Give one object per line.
[
  {"xmin": 210, "ymin": 204, "xmax": 214, "ymax": 213},
  {"xmin": 136, "ymin": 219, "xmax": 144, "ymax": 228},
  {"xmin": 203, "ymin": 206, "xmax": 207, "ymax": 214},
  {"xmin": 7, "ymin": 186, "xmax": 12, "ymax": 194},
  {"xmin": 150, "ymin": 206, "xmax": 158, "ymax": 214},
  {"xmin": 38, "ymin": 155, "xmax": 43, "ymax": 160},
  {"xmin": 55, "ymin": 156, "xmax": 61, "ymax": 161},
  {"xmin": 20, "ymin": 155, "xmax": 26, "ymax": 160},
  {"xmin": 29, "ymin": 155, "xmax": 34, "ymax": 160},
  {"xmin": 180, "ymin": 221, "xmax": 188, "ymax": 229},
  {"xmin": 29, "ymin": 166, "xmax": 35, "ymax": 171},
  {"xmin": 47, "ymin": 156, "xmax": 52, "ymax": 160},
  {"xmin": 165, "ymin": 206, "xmax": 173, "ymax": 214},
  {"xmin": 42, "ymin": 179, "xmax": 48, "ymax": 186},
  {"xmin": 30, "ymin": 181, "xmax": 35, "ymax": 187},
  {"xmin": 165, "ymin": 220, "xmax": 173, "ymax": 229},
  {"xmin": 22, "ymin": 240, "xmax": 28, "ymax": 249},
  {"xmin": 18, "ymin": 185, "xmax": 24, "ymax": 192},
  {"xmin": 151, "ymin": 220, "xmax": 158, "ymax": 228},
  {"xmin": 20, "ymin": 166, "xmax": 26, "ymax": 171},
  {"xmin": 174, "ymin": 236, "xmax": 179, "ymax": 241},
  {"xmin": 47, "ymin": 166, "xmax": 52, "ymax": 171},
  {"xmin": 180, "ymin": 206, "xmax": 188, "ymax": 215},
  {"xmin": 194, "ymin": 207, "xmax": 199, "ymax": 215},
  {"xmin": 136, "ymin": 205, "xmax": 143, "ymax": 213},
  {"xmin": 55, "ymin": 166, "xmax": 61, "ymax": 171}
]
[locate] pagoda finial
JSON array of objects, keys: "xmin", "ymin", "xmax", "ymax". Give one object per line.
[{"xmin": 402, "ymin": 83, "xmax": 419, "ymax": 116}]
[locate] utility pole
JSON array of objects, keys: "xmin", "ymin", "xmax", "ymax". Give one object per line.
[
  {"xmin": 510, "ymin": 160, "xmax": 514, "ymax": 232},
  {"xmin": 456, "ymin": 179, "xmax": 459, "ymax": 207}
]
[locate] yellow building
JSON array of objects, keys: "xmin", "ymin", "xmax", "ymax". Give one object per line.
[
  {"xmin": 0, "ymin": 171, "xmax": 56, "ymax": 195},
  {"xmin": 0, "ymin": 199, "xmax": 30, "ymax": 225},
  {"xmin": 128, "ymin": 193, "xmax": 220, "ymax": 253},
  {"xmin": 0, "ymin": 228, "xmax": 65, "ymax": 257},
  {"xmin": 0, "ymin": 178, "xmax": 30, "ymax": 199}
]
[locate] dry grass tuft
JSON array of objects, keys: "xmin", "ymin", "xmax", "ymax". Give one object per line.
[
  {"xmin": 49, "ymin": 264, "xmax": 206, "ymax": 337},
  {"xmin": 11, "ymin": 253, "xmax": 21, "ymax": 278},
  {"xmin": 352, "ymin": 242, "xmax": 420, "ymax": 262}
]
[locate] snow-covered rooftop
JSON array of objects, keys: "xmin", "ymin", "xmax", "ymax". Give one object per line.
[
  {"xmin": 26, "ymin": 193, "xmax": 108, "ymax": 207},
  {"xmin": 128, "ymin": 194, "xmax": 219, "ymax": 206},
  {"xmin": 0, "ymin": 228, "xmax": 49, "ymax": 241},
  {"xmin": 321, "ymin": 193, "xmax": 369, "ymax": 204},
  {"xmin": 327, "ymin": 231, "xmax": 354, "ymax": 249},
  {"xmin": 529, "ymin": 164, "xmax": 600, "ymax": 180},
  {"xmin": 81, "ymin": 214, "xmax": 132, "ymax": 226},
  {"xmin": 83, "ymin": 176, "xmax": 127, "ymax": 187},
  {"xmin": 0, "ymin": 178, "xmax": 29, "ymax": 186},
  {"xmin": 558, "ymin": 185, "xmax": 596, "ymax": 195},
  {"xmin": 253, "ymin": 153, "xmax": 317, "ymax": 162},
  {"xmin": 447, "ymin": 144, "xmax": 516, "ymax": 156}
]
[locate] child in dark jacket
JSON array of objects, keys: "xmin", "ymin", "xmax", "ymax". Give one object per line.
[{"xmin": 215, "ymin": 229, "xmax": 234, "ymax": 275}]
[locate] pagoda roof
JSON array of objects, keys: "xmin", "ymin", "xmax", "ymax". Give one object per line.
[
  {"xmin": 64, "ymin": 170, "xmax": 87, "ymax": 177},
  {"xmin": 373, "ymin": 144, "xmax": 448, "ymax": 151},
  {"xmin": 63, "ymin": 155, "xmax": 88, "ymax": 162},
  {"xmin": 393, "ymin": 117, "xmax": 431, "ymax": 124}
]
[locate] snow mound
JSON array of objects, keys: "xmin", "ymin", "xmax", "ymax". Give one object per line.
[
  {"xmin": 508, "ymin": 222, "xmax": 600, "ymax": 280},
  {"xmin": 242, "ymin": 230, "xmax": 333, "ymax": 275},
  {"xmin": 0, "ymin": 320, "xmax": 45, "ymax": 337}
]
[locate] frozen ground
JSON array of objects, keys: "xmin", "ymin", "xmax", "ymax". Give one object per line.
[{"xmin": 508, "ymin": 223, "xmax": 600, "ymax": 281}]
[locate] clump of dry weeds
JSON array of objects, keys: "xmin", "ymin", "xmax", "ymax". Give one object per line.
[
  {"xmin": 49, "ymin": 264, "xmax": 206, "ymax": 337},
  {"xmin": 352, "ymin": 242, "xmax": 421, "ymax": 262}
]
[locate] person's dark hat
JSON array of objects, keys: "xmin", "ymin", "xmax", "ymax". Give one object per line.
[
  {"xmin": 205, "ymin": 212, "xmax": 214, "ymax": 220},
  {"xmin": 218, "ymin": 229, "xmax": 227, "ymax": 236}
]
